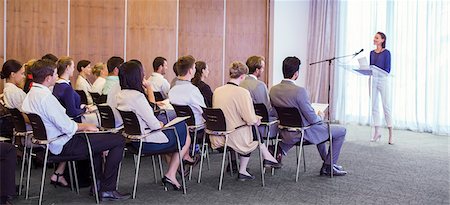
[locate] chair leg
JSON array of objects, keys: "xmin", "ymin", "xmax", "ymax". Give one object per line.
[
  {"xmin": 116, "ymin": 150, "xmax": 125, "ymax": 190},
  {"xmin": 172, "ymin": 127, "xmax": 186, "ymax": 194},
  {"xmin": 228, "ymin": 151, "xmax": 233, "ymax": 177},
  {"xmin": 38, "ymin": 147, "xmax": 50, "ymax": 205},
  {"xmin": 219, "ymin": 142, "xmax": 228, "ymax": 191},
  {"xmin": 255, "ymin": 125, "xmax": 265, "ymax": 187},
  {"xmin": 68, "ymin": 161, "xmax": 74, "ymax": 192},
  {"xmin": 329, "ymin": 126, "xmax": 333, "ymax": 178},
  {"xmin": 234, "ymin": 151, "xmax": 240, "ymax": 171},
  {"xmin": 72, "ymin": 161, "xmax": 80, "ymax": 194},
  {"xmin": 19, "ymin": 135, "xmax": 28, "ymax": 196},
  {"xmin": 295, "ymin": 132, "xmax": 305, "ymax": 183},
  {"xmin": 272, "ymin": 134, "xmax": 280, "ymax": 176},
  {"xmin": 25, "ymin": 145, "xmax": 33, "ymax": 199},
  {"xmin": 189, "ymin": 129, "xmax": 198, "ymax": 181},
  {"xmin": 197, "ymin": 132, "xmax": 207, "ymax": 183},
  {"xmin": 85, "ymin": 134, "xmax": 99, "ymax": 204},
  {"xmin": 206, "ymin": 143, "xmax": 210, "ymax": 170},
  {"xmin": 133, "ymin": 140, "xmax": 143, "ymax": 198},
  {"xmin": 302, "ymin": 148, "xmax": 306, "ymax": 172},
  {"xmin": 158, "ymin": 155, "xmax": 164, "ymax": 182},
  {"xmin": 151, "ymin": 156, "xmax": 157, "ymax": 184}
]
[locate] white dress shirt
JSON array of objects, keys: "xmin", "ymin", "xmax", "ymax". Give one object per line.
[
  {"xmin": 91, "ymin": 77, "xmax": 106, "ymax": 94},
  {"xmin": 169, "ymin": 80, "xmax": 206, "ymax": 125},
  {"xmin": 75, "ymin": 75, "xmax": 93, "ymax": 105},
  {"xmin": 3, "ymin": 82, "xmax": 26, "ymax": 112},
  {"xmin": 106, "ymin": 83, "xmax": 123, "ymax": 127},
  {"xmin": 21, "ymin": 83, "xmax": 78, "ymax": 155},
  {"xmin": 147, "ymin": 72, "xmax": 170, "ymax": 99},
  {"xmin": 116, "ymin": 89, "xmax": 168, "ymax": 143}
]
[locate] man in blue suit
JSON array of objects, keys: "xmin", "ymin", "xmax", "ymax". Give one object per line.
[{"xmin": 269, "ymin": 56, "xmax": 347, "ymax": 176}]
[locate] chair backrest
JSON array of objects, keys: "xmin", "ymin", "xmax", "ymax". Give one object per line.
[
  {"xmin": 153, "ymin": 92, "xmax": 164, "ymax": 102},
  {"xmin": 253, "ymin": 103, "xmax": 269, "ymax": 122},
  {"xmin": 26, "ymin": 113, "xmax": 48, "ymax": 141},
  {"xmin": 274, "ymin": 106, "xmax": 304, "ymax": 128},
  {"xmin": 75, "ymin": 90, "xmax": 88, "ymax": 105},
  {"xmin": 97, "ymin": 105, "xmax": 116, "ymax": 129},
  {"xmin": 202, "ymin": 108, "xmax": 227, "ymax": 132},
  {"xmin": 172, "ymin": 104, "xmax": 196, "ymax": 126},
  {"xmin": 118, "ymin": 109, "xmax": 142, "ymax": 135},
  {"xmin": 7, "ymin": 108, "xmax": 28, "ymax": 132},
  {"xmin": 97, "ymin": 94, "xmax": 107, "ymax": 104},
  {"xmin": 89, "ymin": 92, "xmax": 100, "ymax": 104}
]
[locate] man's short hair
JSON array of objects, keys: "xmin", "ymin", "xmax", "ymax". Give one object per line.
[
  {"xmin": 246, "ymin": 56, "xmax": 265, "ymax": 74},
  {"xmin": 282, "ymin": 56, "xmax": 301, "ymax": 79},
  {"xmin": 153, "ymin": 56, "xmax": 167, "ymax": 72},
  {"xmin": 77, "ymin": 60, "xmax": 91, "ymax": 72},
  {"xmin": 56, "ymin": 56, "xmax": 73, "ymax": 77},
  {"xmin": 229, "ymin": 61, "xmax": 249, "ymax": 79},
  {"xmin": 41, "ymin": 53, "xmax": 58, "ymax": 63},
  {"xmin": 176, "ymin": 55, "xmax": 195, "ymax": 76},
  {"xmin": 30, "ymin": 59, "xmax": 56, "ymax": 84},
  {"xmin": 107, "ymin": 56, "xmax": 124, "ymax": 74}
]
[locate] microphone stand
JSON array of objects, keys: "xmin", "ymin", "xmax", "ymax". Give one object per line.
[{"xmin": 309, "ymin": 52, "xmax": 357, "ymax": 178}]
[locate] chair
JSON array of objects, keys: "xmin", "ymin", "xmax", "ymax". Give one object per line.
[
  {"xmin": 97, "ymin": 105, "xmax": 122, "ymax": 132},
  {"xmin": 7, "ymin": 108, "xmax": 32, "ymax": 196},
  {"xmin": 118, "ymin": 109, "xmax": 187, "ymax": 197},
  {"xmin": 75, "ymin": 90, "xmax": 88, "ymax": 105},
  {"xmin": 201, "ymin": 108, "xmax": 265, "ymax": 190},
  {"xmin": 171, "ymin": 104, "xmax": 208, "ymax": 181},
  {"xmin": 253, "ymin": 103, "xmax": 280, "ymax": 175},
  {"xmin": 274, "ymin": 106, "xmax": 332, "ymax": 182},
  {"xmin": 153, "ymin": 91, "xmax": 165, "ymax": 102},
  {"xmin": 90, "ymin": 92, "xmax": 108, "ymax": 104},
  {"xmin": 26, "ymin": 113, "xmax": 100, "ymax": 204}
]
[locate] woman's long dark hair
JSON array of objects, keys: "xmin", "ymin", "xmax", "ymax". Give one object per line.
[
  {"xmin": 377, "ymin": 31, "xmax": 386, "ymax": 48},
  {"xmin": 0, "ymin": 59, "xmax": 22, "ymax": 79},
  {"xmin": 192, "ymin": 61, "xmax": 206, "ymax": 86},
  {"xmin": 119, "ymin": 61, "xmax": 145, "ymax": 94}
]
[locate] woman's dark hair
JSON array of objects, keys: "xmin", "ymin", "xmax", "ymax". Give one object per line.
[
  {"xmin": 119, "ymin": 61, "xmax": 145, "ymax": 94},
  {"xmin": 1, "ymin": 59, "xmax": 22, "ymax": 79},
  {"xmin": 173, "ymin": 62, "xmax": 178, "ymax": 76},
  {"xmin": 377, "ymin": 32, "xmax": 386, "ymax": 48},
  {"xmin": 77, "ymin": 60, "xmax": 91, "ymax": 72},
  {"xmin": 192, "ymin": 61, "xmax": 206, "ymax": 86}
]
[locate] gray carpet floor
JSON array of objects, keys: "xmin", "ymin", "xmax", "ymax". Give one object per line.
[{"xmin": 11, "ymin": 124, "xmax": 450, "ymax": 205}]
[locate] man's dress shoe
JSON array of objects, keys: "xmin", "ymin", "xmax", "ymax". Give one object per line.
[
  {"xmin": 99, "ymin": 190, "xmax": 131, "ymax": 201},
  {"xmin": 320, "ymin": 164, "xmax": 347, "ymax": 176}
]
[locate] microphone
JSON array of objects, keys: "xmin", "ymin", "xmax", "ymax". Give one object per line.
[{"xmin": 354, "ymin": 49, "xmax": 364, "ymax": 56}]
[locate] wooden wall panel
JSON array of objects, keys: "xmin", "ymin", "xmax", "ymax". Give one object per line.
[
  {"xmin": 179, "ymin": 0, "xmax": 224, "ymax": 90},
  {"xmin": 6, "ymin": 0, "xmax": 68, "ymax": 63},
  {"xmin": 127, "ymin": 0, "xmax": 177, "ymax": 80},
  {"xmin": 225, "ymin": 0, "xmax": 269, "ymax": 83},
  {"xmin": 69, "ymin": 0, "xmax": 124, "ymax": 82}
]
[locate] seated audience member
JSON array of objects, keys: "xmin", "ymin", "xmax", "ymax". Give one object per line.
[
  {"xmin": 210, "ymin": 61, "xmax": 282, "ymax": 181},
  {"xmin": 21, "ymin": 59, "xmax": 130, "ymax": 201},
  {"xmin": 102, "ymin": 56, "xmax": 124, "ymax": 95},
  {"xmin": 147, "ymin": 57, "xmax": 170, "ymax": 99},
  {"xmin": 41, "ymin": 53, "xmax": 58, "ymax": 63},
  {"xmin": 191, "ymin": 61, "xmax": 213, "ymax": 107},
  {"xmin": 269, "ymin": 56, "xmax": 347, "ymax": 176},
  {"xmin": 116, "ymin": 61, "xmax": 195, "ymax": 190},
  {"xmin": 91, "ymin": 63, "xmax": 108, "ymax": 94},
  {"xmin": 170, "ymin": 62, "xmax": 179, "ymax": 88},
  {"xmin": 53, "ymin": 57, "xmax": 97, "ymax": 124},
  {"xmin": 169, "ymin": 55, "xmax": 206, "ymax": 126},
  {"xmin": 22, "ymin": 59, "xmax": 38, "ymax": 93},
  {"xmin": 1, "ymin": 60, "xmax": 26, "ymax": 112},
  {"xmin": 75, "ymin": 60, "xmax": 93, "ymax": 105},
  {"xmin": 0, "ymin": 142, "xmax": 16, "ymax": 205}
]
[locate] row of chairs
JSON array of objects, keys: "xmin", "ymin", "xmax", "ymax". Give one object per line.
[{"xmin": 6, "ymin": 101, "xmax": 331, "ymax": 204}]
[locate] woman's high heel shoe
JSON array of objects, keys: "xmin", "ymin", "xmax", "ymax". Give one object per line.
[
  {"xmin": 370, "ymin": 134, "xmax": 381, "ymax": 142},
  {"xmin": 50, "ymin": 172, "xmax": 69, "ymax": 188},
  {"xmin": 161, "ymin": 176, "xmax": 182, "ymax": 191}
]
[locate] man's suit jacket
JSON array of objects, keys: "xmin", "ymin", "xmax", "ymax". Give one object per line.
[
  {"xmin": 240, "ymin": 75, "xmax": 276, "ymax": 117},
  {"xmin": 269, "ymin": 79, "xmax": 328, "ymax": 145}
]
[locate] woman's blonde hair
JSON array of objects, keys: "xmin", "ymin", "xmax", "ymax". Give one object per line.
[
  {"xmin": 229, "ymin": 61, "xmax": 248, "ymax": 79},
  {"xmin": 92, "ymin": 63, "xmax": 105, "ymax": 77}
]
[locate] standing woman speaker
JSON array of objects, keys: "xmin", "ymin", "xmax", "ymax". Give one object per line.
[{"xmin": 370, "ymin": 32, "xmax": 393, "ymax": 144}]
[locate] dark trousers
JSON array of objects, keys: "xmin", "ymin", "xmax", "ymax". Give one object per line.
[
  {"xmin": 0, "ymin": 142, "xmax": 16, "ymax": 198},
  {"xmin": 59, "ymin": 133, "xmax": 125, "ymax": 192}
]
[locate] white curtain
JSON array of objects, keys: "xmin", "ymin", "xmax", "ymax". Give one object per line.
[{"xmin": 334, "ymin": 0, "xmax": 449, "ymax": 135}]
